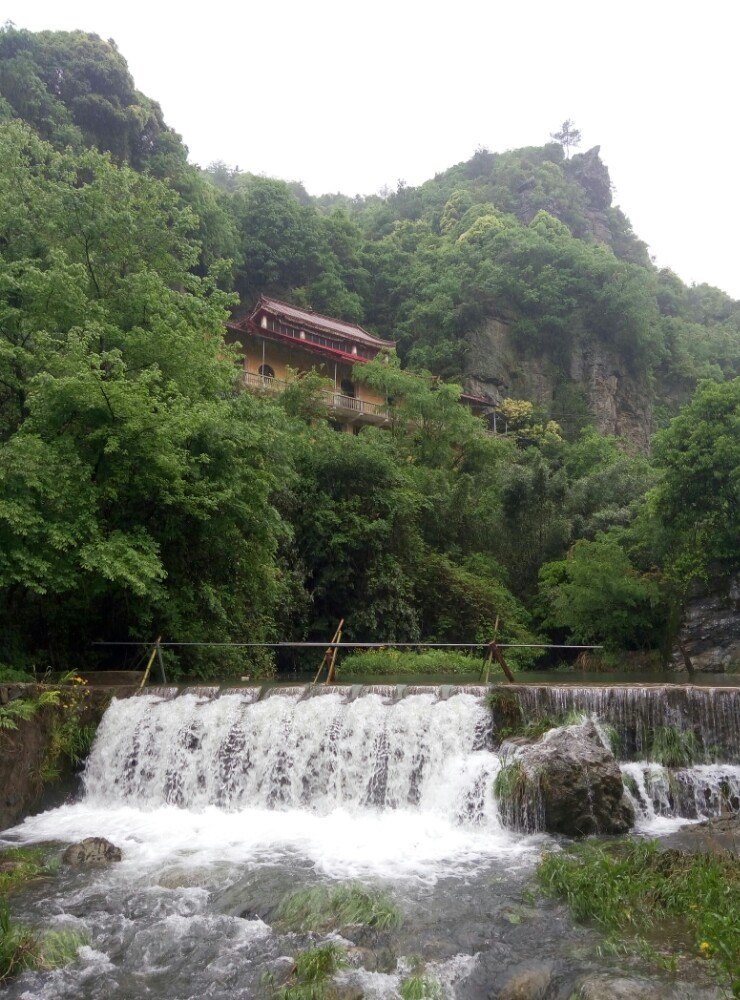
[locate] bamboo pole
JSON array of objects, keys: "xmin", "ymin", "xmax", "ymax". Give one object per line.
[
  {"xmin": 155, "ymin": 639, "xmax": 167, "ymax": 683},
  {"xmin": 139, "ymin": 636, "xmax": 162, "ymax": 690},
  {"xmin": 312, "ymin": 620, "xmax": 344, "ymax": 685},
  {"xmin": 481, "ymin": 616, "xmax": 499, "ymax": 684},
  {"xmin": 676, "ymin": 637, "xmax": 696, "ymax": 678},
  {"xmin": 488, "ymin": 637, "xmax": 516, "ymax": 684},
  {"xmin": 325, "ymin": 622, "xmax": 343, "ymax": 685}
]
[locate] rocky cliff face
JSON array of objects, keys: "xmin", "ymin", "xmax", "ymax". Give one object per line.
[
  {"xmin": 464, "ymin": 317, "xmax": 653, "ymax": 451},
  {"xmin": 675, "ymin": 574, "xmax": 740, "ymax": 673}
]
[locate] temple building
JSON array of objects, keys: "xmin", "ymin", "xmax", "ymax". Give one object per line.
[{"xmin": 227, "ymin": 296, "xmax": 394, "ymax": 430}]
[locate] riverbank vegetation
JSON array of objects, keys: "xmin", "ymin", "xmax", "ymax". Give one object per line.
[
  {"xmin": 337, "ymin": 649, "xmax": 489, "ymax": 678},
  {"xmin": 0, "ymin": 899, "xmax": 87, "ymax": 985},
  {"xmin": 0, "ymin": 847, "xmax": 56, "ymax": 894},
  {"xmin": 0, "ymin": 25, "xmax": 737, "ymax": 680},
  {"xmin": 537, "ymin": 840, "xmax": 740, "ymax": 995}
]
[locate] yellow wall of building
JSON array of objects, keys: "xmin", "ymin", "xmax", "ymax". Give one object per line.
[{"xmin": 243, "ymin": 336, "xmax": 386, "ymax": 407}]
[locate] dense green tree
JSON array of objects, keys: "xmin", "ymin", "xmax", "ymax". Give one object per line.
[
  {"xmin": 650, "ymin": 378, "xmax": 740, "ymax": 584},
  {"xmin": 0, "ymin": 122, "xmax": 284, "ymax": 674},
  {"xmin": 537, "ymin": 538, "xmax": 666, "ymax": 650}
]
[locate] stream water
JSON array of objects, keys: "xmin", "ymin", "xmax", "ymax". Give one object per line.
[{"xmin": 2, "ymin": 684, "xmax": 738, "ymax": 998}]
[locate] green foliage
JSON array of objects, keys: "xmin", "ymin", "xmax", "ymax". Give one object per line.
[
  {"xmin": 38, "ymin": 929, "xmax": 89, "ymax": 969},
  {"xmin": 0, "ymin": 846, "xmax": 55, "ymax": 893},
  {"xmin": 271, "ymin": 943, "xmax": 348, "ymax": 1000},
  {"xmin": 493, "ymin": 759, "xmax": 542, "ymax": 832},
  {"xmin": 0, "ymin": 899, "xmax": 87, "ymax": 984},
  {"xmin": 650, "ymin": 378, "xmax": 740, "ymax": 585},
  {"xmin": 537, "ymin": 537, "xmax": 667, "ymax": 651},
  {"xmin": 648, "ymin": 726, "xmax": 700, "ymax": 768},
  {"xmin": 0, "ymin": 689, "xmax": 58, "ymax": 732},
  {"xmin": 338, "ymin": 649, "xmax": 487, "ymax": 678},
  {"xmin": 538, "ymin": 840, "xmax": 740, "ymax": 995},
  {"xmin": 0, "ymin": 121, "xmax": 282, "ymax": 676},
  {"xmin": 399, "ymin": 973, "xmax": 443, "ymax": 999},
  {"xmin": 0, "ymin": 899, "xmax": 40, "ymax": 984},
  {"xmin": 276, "ymin": 883, "xmax": 402, "ymax": 934},
  {"xmin": 1, "ymin": 28, "xmax": 738, "ymax": 672},
  {"xmin": 486, "ymin": 690, "xmax": 524, "ymax": 736},
  {"xmin": 0, "ymin": 666, "xmax": 34, "ymax": 682}
]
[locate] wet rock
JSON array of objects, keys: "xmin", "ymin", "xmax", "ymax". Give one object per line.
[
  {"xmin": 515, "ymin": 719, "xmax": 634, "ymax": 836},
  {"xmin": 345, "ymin": 945, "xmax": 377, "ymax": 971},
  {"xmin": 577, "ymin": 974, "xmax": 674, "ymax": 998},
  {"xmin": 660, "ymin": 813, "xmax": 740, "ymax": 855},
  {"xmin": 498, "ymin": 963, "xmax": 553, "ymax": 999},
  {"xmin": 62, "ymin": 836, "xmax": 122, "ymax": 865}
]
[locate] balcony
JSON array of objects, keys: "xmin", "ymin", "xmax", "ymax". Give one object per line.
[{"xmin": 242, "ymin": 371, "xmax": 390, "ymax": 426}]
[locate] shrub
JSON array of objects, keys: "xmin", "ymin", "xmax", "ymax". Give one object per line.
[{"xmin": 337, "ymin": 649, "xmax": 487, "ymax": 679}]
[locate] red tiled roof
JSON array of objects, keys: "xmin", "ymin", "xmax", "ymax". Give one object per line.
[{"xmin": 248, "ymin": 295, "xmax": 396, "ymax": 349}]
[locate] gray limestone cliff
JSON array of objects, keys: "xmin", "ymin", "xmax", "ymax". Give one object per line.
[
  {"xmin": 674, "ymin": 574, "xmax": 740, "ymax": 673},
  {"xmin": 464, "ymin": 317, "xmax": 653, "ymax": 451}
]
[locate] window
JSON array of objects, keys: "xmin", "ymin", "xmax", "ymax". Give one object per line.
[
  {"xmin": 340, "ymin": 379, "xmax": 355, "ymax": 398},
  {"xmin": 259, "ymin": 364, "xmax": 275, "ymax": 381}
]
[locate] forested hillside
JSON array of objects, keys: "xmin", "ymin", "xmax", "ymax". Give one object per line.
[{"xmin": 0, "ymin": 25, "xmax": 737, "ymax": 677}]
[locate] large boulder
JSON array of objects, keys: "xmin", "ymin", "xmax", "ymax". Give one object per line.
[
  {"xmin": 62, "ymin": 836, "xmax": 122, "ymax": 866},
  {"xmin": 508, "ymin": 719, "xmax": 634, "ymax": 836}
]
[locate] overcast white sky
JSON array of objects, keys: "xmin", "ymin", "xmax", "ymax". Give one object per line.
[{"xmin": 9, "ymin": 1, "xmax": 740, "ymax": 298}]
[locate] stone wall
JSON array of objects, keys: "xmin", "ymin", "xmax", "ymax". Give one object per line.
[{"xmin": 0, "ymin": 683, "xmax": 137, "ymax": 832}]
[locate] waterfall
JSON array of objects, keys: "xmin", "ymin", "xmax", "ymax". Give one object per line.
[
  {"xmin": 511, "ymin": 684, "xmax": 740, "ymax": 762},
  {"xmin": 84, "ymin": 690, "xmax": 500, "ymax": 825},
  {"xmin": 81, "ymin": 684, "xmax": 740, "ymax": 835}
]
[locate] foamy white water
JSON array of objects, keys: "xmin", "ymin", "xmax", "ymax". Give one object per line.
[
  {"xmin": 8, "ymin": 689, "xmax": 739, "ymax": 872},
  {"xmin": 9, "ymin": 691, "xmax": 540, "ymax": 879}
]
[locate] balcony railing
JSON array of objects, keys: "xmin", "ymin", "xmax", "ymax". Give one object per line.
[{"xmin": 242, "ymin": 371, "xmax": 388, "ymax": 419}]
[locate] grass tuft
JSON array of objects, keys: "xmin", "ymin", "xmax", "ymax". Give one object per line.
[
  {"xmin": 648, "ymin": 726, "xmax": 700, "ymax": 767},
  {"xmin": 270, "ymin": 943, "xmax": 347, "ymax": 999},
  {"xmin": 276, "ymin": 883, "xmax": 402, "ymax": 934},
  {"xmin": 0, "ymin": 900, "xmax": 40, "ymax": 984},
  {"xmin": 400, "ymin": 973, "xmax": 443, "ymax": 999},
  {"xmin": 0, "ymin": 846, "xmax": 56, "ymax": 893},
  {"xmin": 39, "ymin": 929, "xmax": 88, "ymax": 968},
  {"xmin": 493, "ymin": 760, "xmax": 543, "ymax": 833}
]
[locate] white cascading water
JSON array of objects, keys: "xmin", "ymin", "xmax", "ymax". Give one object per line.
[
  {"xmin": 81, "ymin": 686, "xmax": 740, "ymax": 837},
  {"xmin": 622, "ymin": 761, "xmax": 740, "ymax": 828},
  {"xmin": 10, "ymin": 685, "xmax": 739, "ymax": 875},
  {"xmin": 84, "ymin": 690, "xmax": 501, "ymax": 824}
]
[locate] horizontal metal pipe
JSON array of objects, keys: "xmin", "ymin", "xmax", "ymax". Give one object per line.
[{"xmin": 92, "ymin": 641, "xmax": 602, "ymax": 649}]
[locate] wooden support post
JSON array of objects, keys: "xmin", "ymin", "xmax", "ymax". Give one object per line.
[
  {"xmin": 481, "ymin": 616, "xmax": 499, "ymax": 684},
  {"xmin": 155, "ymin": 639, "xmax": 167, "ymax": 684},
  {"xmin": 488, "ymin": 638, "xmax": 516, "ymax": 684},
  {"xmin": 325, "ymin": 622, "xmax": 344, "ymax": 685},
  {"xmin": 139, "ymin": 636, "xmax": 162, "ymax": 690},
  {"xmin": 312, "ymin": 620, "xmax": 344, "ymax": 685},
  {"xmin": 676, "ymin": 637, "xmax": 695, "ymax": 678}
]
